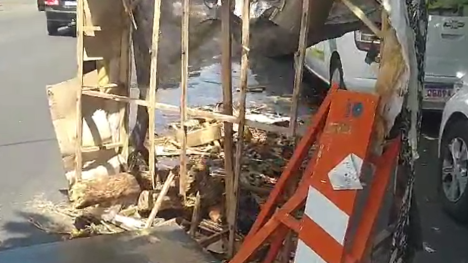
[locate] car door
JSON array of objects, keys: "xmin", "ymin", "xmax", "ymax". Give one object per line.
[
  {"xmin": 305, "ymin": 41, "xmax": 330, "ymax": 83},
  {"xmin": 426, "ymin": 5, "xmax": 468, "ymax": 77}
]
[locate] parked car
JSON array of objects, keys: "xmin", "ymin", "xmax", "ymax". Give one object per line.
[
  {"xmin": 44, "ymin": 0, "xmax": 76, "ymax": 35},
  {"xmin": 37, "ymin": 0, "xmax": 45, "ymax": 11},
  {"xmin": 438, "ymin": 78, "xmax": 468, "ymax": 223},
  {"xmin": 304, "ymin": 5, "xmax": 468, "ymax": 111}
]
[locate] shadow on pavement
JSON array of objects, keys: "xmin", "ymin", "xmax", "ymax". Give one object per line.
[
  {"xmin": 0, "ymin": 212, "xmax": 219, "ymax": 263},
  {"xmin": 0, "ymin": 212, "xmax": 63, "ymax": 251}
]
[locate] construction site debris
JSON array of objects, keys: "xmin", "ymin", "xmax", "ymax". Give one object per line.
[
  {"xmin": 137, "ymin": 190, "xmax": 183, "ymax": 213},
  {"xmin": 36, "ymin": 108, "xmax": 308, "ymax": 259}
]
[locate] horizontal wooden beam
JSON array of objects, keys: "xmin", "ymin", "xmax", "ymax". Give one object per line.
[{"xmin": 82, "ymin": 90, "xmax": 307, "ymax": 137}]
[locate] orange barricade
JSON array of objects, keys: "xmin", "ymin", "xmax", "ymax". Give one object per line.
[{"xmin": 229, "ymin": 86, "xmax": 400, "ymax": 263}]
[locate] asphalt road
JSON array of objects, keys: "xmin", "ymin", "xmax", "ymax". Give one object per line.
[
  {"xmin": 0, "ymin": 1, "xmax": 75, "ymax": 249},
  {"xmin": 1, "ymin": 2, "xmax": 468, "ymax": 262},
  {"xmin": 415, "ymin": 113, "xmax": 468, "ymax": 263}
]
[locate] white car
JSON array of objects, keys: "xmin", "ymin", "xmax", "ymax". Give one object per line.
[
  {"xmin": 304, "ymin": 6, "xmax": 468, "ymax": 110},
  {"xmin": 438, "ymin": 83, "xmax": 468, "ymax": 223}
]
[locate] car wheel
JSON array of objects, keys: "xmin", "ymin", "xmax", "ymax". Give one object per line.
[
  {"xmin": 47, "ymin": 22, "xmax": 59, "ymax": 36},
  {"xmin": 70, "ymin": 26, "xmax": 77, "ymax": 38},
  {"xmin": 439, "ymin": 119, "xmax": 468, "ymax": 223},
  {"xmin": 329, "ymin": 59, "xmax": 345, "ymax": 90}
]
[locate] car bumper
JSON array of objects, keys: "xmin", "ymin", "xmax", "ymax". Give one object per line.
[
  {"xmin": 45, "ymin": 8, "xmax": 76, "ymax": 25},
  {"xmin": 342, "ymin": 75, "xmax": 458, "ymax": 111},
  {"xmin": 422, "ymin": 75, "xmax": 459, "ymax": 111},
  {"xmin": 421, "ymin": 100, "xmax": 446, "ymax": 111}
]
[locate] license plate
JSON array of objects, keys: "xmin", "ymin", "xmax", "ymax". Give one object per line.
[
  {"xmin": 64, "ymin": 1, "xmax": 76, "ymax": 6},
  {"xmin": 424, "ymin": 88, "xmax": 452, "ymax": 100}
]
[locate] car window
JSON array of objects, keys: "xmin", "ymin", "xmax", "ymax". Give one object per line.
[{"xmin": 428, "ymin": 0, "xmax": 468, "ymax": 16}]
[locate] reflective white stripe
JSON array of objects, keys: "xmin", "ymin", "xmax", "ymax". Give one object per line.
[
  {"xmin": 304, "ymin": 187, "xmax": 349, "ymax": 245},
  {"xmin": 294, "ymin": 239, "xmax": 326, "ymax": 263}
]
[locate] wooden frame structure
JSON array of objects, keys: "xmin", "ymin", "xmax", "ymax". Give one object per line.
[{"xmin": 72, "ymin": 0, "xmax": 400, "ymax": 259}]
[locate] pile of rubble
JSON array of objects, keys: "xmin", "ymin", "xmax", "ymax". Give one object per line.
[{"xmin": 38, "ymin": 105, "xmax": 312, "ymax": 257}]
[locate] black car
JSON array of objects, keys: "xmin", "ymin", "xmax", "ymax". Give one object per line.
[{"xmin": 44, "ymin": 0, "xmax": 76, "ymax": 35}]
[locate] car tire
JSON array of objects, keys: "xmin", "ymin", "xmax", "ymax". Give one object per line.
[
  {"xmin": 329, "ymin": 59, "xmax": 345, "ymax": 90},
  {"xmin": 438, "ymin": 119, "xmax": 468, "ymax": 223},
  {"xmin": 47, "ymin": 22, "xmax": 59, "ymax": 36},
  {"xmin": 70, "ymin": 26, "xmax": 77, "ymax": 38}
]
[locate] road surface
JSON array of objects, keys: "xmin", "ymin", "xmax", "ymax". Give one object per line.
[
  {"xmin": 414, "ymin": 113, "xmax": 468, "ymax": 262},
  {"xmin": 1, "ymin": 1, "xmax": 468, "ymax": 262},
  {"xmin": 0, "ymin": 0, "xmax": 75, "ymax": 249}
]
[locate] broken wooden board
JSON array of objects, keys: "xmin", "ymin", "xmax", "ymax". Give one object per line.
[{"xmin": 174, "ymin": 123, "xmax": 222, "ymax": 148}]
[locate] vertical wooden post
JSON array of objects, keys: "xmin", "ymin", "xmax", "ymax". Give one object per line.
[
  {"xmin": 220, "ymin": 0, "xmax": 235, "ymax": 258},
  {"xmin": 147, "ymin": 0, "xmax": 163, "ymax": 189},
  {"xmin": 119, "ymin": 8, "xmax": 132, "ymax": 162},
  {"xmin": 282, "ymin": 0, "xmax": 311, "ymax": 260},
  {"xmin": 288, "ymin": 0, "xmax": 311, "ymax": 136},
  {"xmin": 230, "ymin": 0, "xmax": 250, "ymax": 256},
  {"xmin": 74, "ymin": 0, "xmax": 85, "ymax": 182},
  {"xmin": 179, "ymin": 0, "xmax": 190, "ymax": 199},
  {"xmin": 189, "ymin": 192, "xmax": 201, "ymax": 236}
]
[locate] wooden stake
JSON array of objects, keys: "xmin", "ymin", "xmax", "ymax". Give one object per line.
[
  {"xmin": 282, "ymin": 0, "xmax": 312, "ymax": 258},
  {"xmin": 74, "ymin": 0, "xmax": 85, "ymax": 182},
  {"xmin": 288, "ymin": 0, "xmax": 311, "ymax": 136},
  {"xmin": 189, "ymin": 192, "xmax": 201, "ymax": 236},
  {"xmin": 118, "ymin": 14, "xmax": 132, "ymax": 161},
  {"xmin": 179, "ymin": 0, "xmax": 190, "ymax": 199},
  {"xmin": 230, "ymin": 0, "xmax": 250, "ymax": 257},
  {"xmin": 220, "ymin": 0, "xmax": 235, "ymax": 258},
  {"xmin": 147, "ymin": 0, "xmax": 163, "ymax": 188},
  {"xmin": 145, "ymin": 171, "xmax": 176, "ymax": 228}
]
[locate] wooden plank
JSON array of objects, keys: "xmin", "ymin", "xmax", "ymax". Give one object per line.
[
  {"xmin": 288, "ymin": 0, "xmax": 311, "ymax": 136},
  {"xmin": 341, "ymin": 0, "xmax": 382, "ymax": 38},
  {"xmin": 82, "ymin": 0, "xmax": 95, "ymax": 36},
  {"xmin": 282, "ymin": 0, "xmax": 312, "ymax": 259},
  {"xmin": 145, "ymin": 171, "xmax": 176, "ymax": 228},
  {"xmin": 189, "ymin": 192, "xmax": 201, "ymax": 237},
  {"xmin": 175, "ymin": 123, "xmax": 222, "ymax": 147},
  {"xmin": 81, "ymin": 142, "xmax": 123, "ymax": 152},
  {"xmin": 118, "ymin": 18, "xmax": 132, "ymax": 161},
  {"xmin": 147, "ymin": 0, "xmax": 163, "ymax": 189},
  {"xmin": 179, "ymin": 0, "xmax": 190, "ymax": 198},
  {"xmin": 81, "ymin": 90, "xmax": 308, "ymax": 137},
  {"xmin": 220, "ymin": 0, "xmax": 235, "ymax": 257},
  {"xmin": 230, "ymin": 0, "xmax": 250, "ymax": 256},
  {"xmin": 198, "ymin": 230, "xmax": 229, "ymax": 247},
  {"xmin": 74, "ymin": 0, "xmax": 85, "ymax": 181}
]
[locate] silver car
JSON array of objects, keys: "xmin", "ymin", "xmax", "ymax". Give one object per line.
[
  {"xmin": 438, "ymin": 78, "xmax": 468, "ymax": 223},
  {"xmin": 304, "ymin": 5, "xmax": 468, "ymax": 111}
]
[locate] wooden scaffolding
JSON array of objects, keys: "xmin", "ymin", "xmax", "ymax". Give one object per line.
[{"xmin": 72, "ymin": 0, "xmax": 406, "ymax": 259}]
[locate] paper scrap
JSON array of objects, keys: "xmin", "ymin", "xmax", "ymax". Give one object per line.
[{"xmin": 328, "ymin": 153, "xmax": 364, "ymax": 190}]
